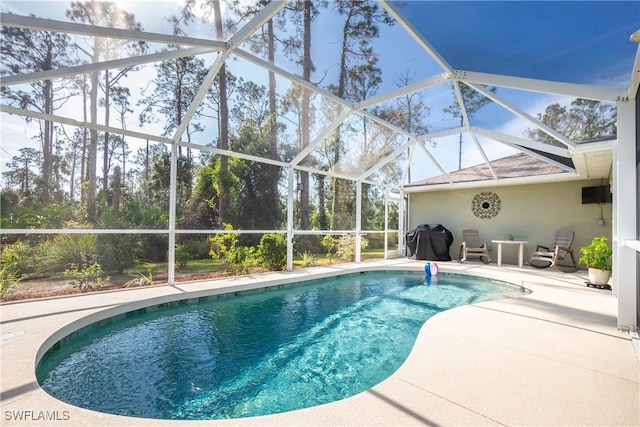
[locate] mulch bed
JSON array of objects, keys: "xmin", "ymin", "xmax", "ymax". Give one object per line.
[{"xmin": 1, "ymin": 271, "xmax": 233, "ymax": 302}]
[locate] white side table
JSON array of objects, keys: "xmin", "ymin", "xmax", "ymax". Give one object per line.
[{"xmin": 491, "ymin": 240, "xmax": 529, "ymax": 268}]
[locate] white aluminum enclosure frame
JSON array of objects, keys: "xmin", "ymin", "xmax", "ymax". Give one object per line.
[{"xmin": 0, "ymin": 2, "xmax": 638, "ymax": 330}]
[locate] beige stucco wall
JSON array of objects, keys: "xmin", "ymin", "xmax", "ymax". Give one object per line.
[{"xmin": 407, "ymin": 180, "xmax": 612, "ymax": 267}]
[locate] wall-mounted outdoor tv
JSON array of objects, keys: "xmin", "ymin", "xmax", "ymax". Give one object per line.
[{"xmin": 582, "ymin": 185, "xmax": 612, "ymax": 204}]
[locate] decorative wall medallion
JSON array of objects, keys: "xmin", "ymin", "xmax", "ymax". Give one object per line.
[{"xmin": 471, "ymin": 192, "xmax": 501, "ymax": 219}]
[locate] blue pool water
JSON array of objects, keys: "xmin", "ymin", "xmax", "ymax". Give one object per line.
[{"xmin": 37, "ymin": 271, "xmax": 526, "ymax": 420}]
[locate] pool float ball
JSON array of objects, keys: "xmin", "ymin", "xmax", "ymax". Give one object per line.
[
  {"xmin": 424, "ymin": 274, "xmax": 439, "ymax": 286},
  {"xmin": 424, "ymin": 262, "xmax": 439, "ymax": 276}
]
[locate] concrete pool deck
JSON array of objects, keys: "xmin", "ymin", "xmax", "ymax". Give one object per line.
[{"xmin": 1, "ymin": 259, "xmax": 638, "ymax": 426}]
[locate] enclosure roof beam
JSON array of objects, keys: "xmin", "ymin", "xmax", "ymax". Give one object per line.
[
  {"xmin": 473, "ymin": 128, "xmax": 575, "ymax": 174},
  {"xmin": 0, "ymin": 12, "xmax": 227, "ymax": 49},
  {"xmin": 504, "ymin": 144, "xmax": 577, "ymax": 174},
  {"xmin": 233, "ymin": 48, "xmax": 349, "ymax": 108},
  {"xmin": 171, "ymin": 53, "xmax": 224, "ymax": 143},
  {"xmin": 171, "ymin": 3, "xmax": 286, "ymax": 143},
  {"xmin": 0, "ymin": 102, "xmax": 369, "ymax": 175},
  {"xmin": 357, "ymin": 138, "xmax": 415, "ymax": 181},
  {"xmin": 178, "ymin": 141, "xmax": 289, "ymax": 168},
  {"xmin": 0, "ymin": 108, "xmax": 320, "ymax": 180},
  {"xmin": 455, "ymin": 69, "xmax": 627, "ymax": 102},
  {"xmin": 289, "ymin": 110, "xmax": 352, "ymax": 167},
  {"xmin": 355, "ymin": 72, "xmax": 450, "ymax": 111},
  {"xmin": 379, "ymin": 1, "xmax": 453, "ymax": 74},
  {"xmin": 227, "ymin": 0, "xmax": 289, "ymax": 49},
  {"xmin": 415, "ymin": 127, "xmax": 465, "ymax": 142},
  {"xmin": 295, "ymin": 163, "xmax": 365, "ymax": 183},
  {"xmin": 452, "ymin": 79, "xmax": 471, "ymax": 132},
  {"xmin": 452, "ymin": 79, "xmax": 497, "ymax": 180},
  {"xmin": 234, "ymin": 47, "xmax": 416, "ymax": 143},
  {"xmin": 177, "ymin": 141, "xmax": 381, "ymax": 182},
  {"xmin": 0, "ymin": 104, "xmax": 377, "ymax": 177},
  {"xmin": 473, "ymin": 127, "xmax": 571, "ymax": 157},
  {"xmin": 0, "ymin": 104, "xmax": 173, "ymax": 144},
  {"xmin": 358, "ymin": 110, "xmax": 415, "ymax": 141},
  {"xmin": 468, "ymin": 82, "xmax": 577, "ymax": 149},
  {"xmin": 401, "ymin": 144, "xmax": 416, "ymax": 186},
  {"xmin": 0, "ymin": 47, "xmax": 217, "ymax": 87},
  {"xmin": 468, "ymin": 130, "xmax": 498, "ymax": 180},
  {"xmin": 416, "ymin": 141, "xmax": 452, "ymax": 184}
]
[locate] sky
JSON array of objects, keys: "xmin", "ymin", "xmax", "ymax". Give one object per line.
[{"xmin": 1, "ymin": 0, "xmax": 638, "ymax": 185}]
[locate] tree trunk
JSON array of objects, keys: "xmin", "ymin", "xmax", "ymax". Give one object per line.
[
  {"xmin": 103, "ymin": 70, "xmax": 110, "ymax": 194},
  {"xmin": 87, "ymin": 68, "xmax": 99, "ymax": 219},
  {"xmin": 176, "ymin": 61, "xmax": 184, "ymax": 158},
  {"xmin": 330, "ymin": 8, "xmax": 353, "ymax": 230},
  {"xmin": 300, "ymin": 1, "xmax": 311, "ymax": 235},
  {"xmin": 121, "ymin": 131, "xmax": 126, "ymax": 187},
  {"xmin": 41, "ymin": 35, "xmax": 53, "ymax": 204},
  {"xmin": 112, "ymin": 165, "xmax": 121, "ymax": 212},
  {"xmin": 70, "ymin": 140, "xmax": 77, "ymax": 201},
  {"xmin": 81, "ymin": 75, "xmax": 88, "ymax": 205},
  {"xmin": 214, "ymin": 1, "xmax": 230, "ymax": 224},
  {"xmin": 145, "ymin": 139, "xmax": 150, "ymax": 205},
  {"xmin": 42, "ymin": 79, "xmax": 52, "ymax": 204},
  {"xmin": 268, "ymin": 18, "xmax": 279, "ymax": 225},
  {"xmin": 317, "ymin": 175, "xmax": 327, "ymax": 230}
]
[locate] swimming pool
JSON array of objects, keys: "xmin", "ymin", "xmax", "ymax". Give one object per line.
[{"xmin": 36, "ymin": 271, "xmax": 526, "ymax": 420}]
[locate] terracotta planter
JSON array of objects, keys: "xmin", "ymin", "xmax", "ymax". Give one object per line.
[{"xmin": 588, "ymin": 267, "xmax": 611, "ymax": 285}]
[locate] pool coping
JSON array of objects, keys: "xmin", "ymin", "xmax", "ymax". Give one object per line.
[{"xmin": 1, "ymin": 259, "xmax": 638, "ymax": 426}]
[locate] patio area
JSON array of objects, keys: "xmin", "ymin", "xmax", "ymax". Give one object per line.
[{"xmin": 1, "ymin": 259, "xmax": 638, "ymax": 426}]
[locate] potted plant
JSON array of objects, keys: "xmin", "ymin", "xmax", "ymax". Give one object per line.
[{"xmin": 579, "ymin": 236, "xmax": 612, "ymax": 285}]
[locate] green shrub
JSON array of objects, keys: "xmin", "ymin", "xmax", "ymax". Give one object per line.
[
  {"xmin": 140, "ymin": 234, "xmax": 169, "ymax": 262},
  {"xmin": 124, "ymin": 260, "xmax": 153, "ymax": 287},
  {"xmin": 322, "ymin": 235, "xmax": 337, "ymax": 264},
  {"xmin": 95, "ymin": 211, "xmax": 140, "ymax": 273},
  {"xmin": 209, "ymin": 224, "xmax": 258, "ymax": 273},
  {"xmin": 95, "ymin": 234, "xmax": 139, "ymax": 273},
  {"xmin": 238, "ymin": 246, "xmax": 257, "ymax": 274},
  {"xmin": 209, "ymin": 223, "xmax": 241, "ymax": 265},
  {"xmin": 181, "ymin": 237, "xmax": 211, "ymax": 259},
  {"xmin": 300, "ymin": 250, "xmax": 317, "ymax": 267},
  {"xmin": 124, "ymin": 271, "xmax": 153, "ymax": 287},
  {"xmin": 1, "ymin": 240, "xmax": 37, "ymax": 276},
  {"xmin": 0, "ymin": 266, "xmax": 21, "ymax": 298},
  {"xmin": 175, "ymin": 244, "xmax": 192, "ymax": 268},
  {"xmin": 366, "ymin": 233, "xmax": 385, "ymax": 250},
  {"xmin": 336, "ymin": 234, "xmax": 369, "ymax": 261},
  {"xmin": 43, "ymin": 233, "xmax": 97, "ymax": 272},
  {"xmin": 257, "ymin": 233, "xmax": 287, "ymax": 271},
  {"xmin": 64, "ymin": 262, "xmax": 110, "ymax": 292}
]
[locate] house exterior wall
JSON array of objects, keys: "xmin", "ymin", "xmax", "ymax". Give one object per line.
[{"xmin": 407, "ymin": 180, "xmax": 612, "ymax": 267}]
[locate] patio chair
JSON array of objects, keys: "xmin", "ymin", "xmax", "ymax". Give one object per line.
[
  {"xmin": 458, "ymin": 229, "xmax": 491, "ymax": 264},
  {"xmin": 528, "ymin": 230, "xmax": 578, "ymax": 270}
]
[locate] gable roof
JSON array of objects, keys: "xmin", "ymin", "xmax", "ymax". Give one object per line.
[{"xmin": 406, "ymin": 152, "xmax": 570, "ymax": 188}]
